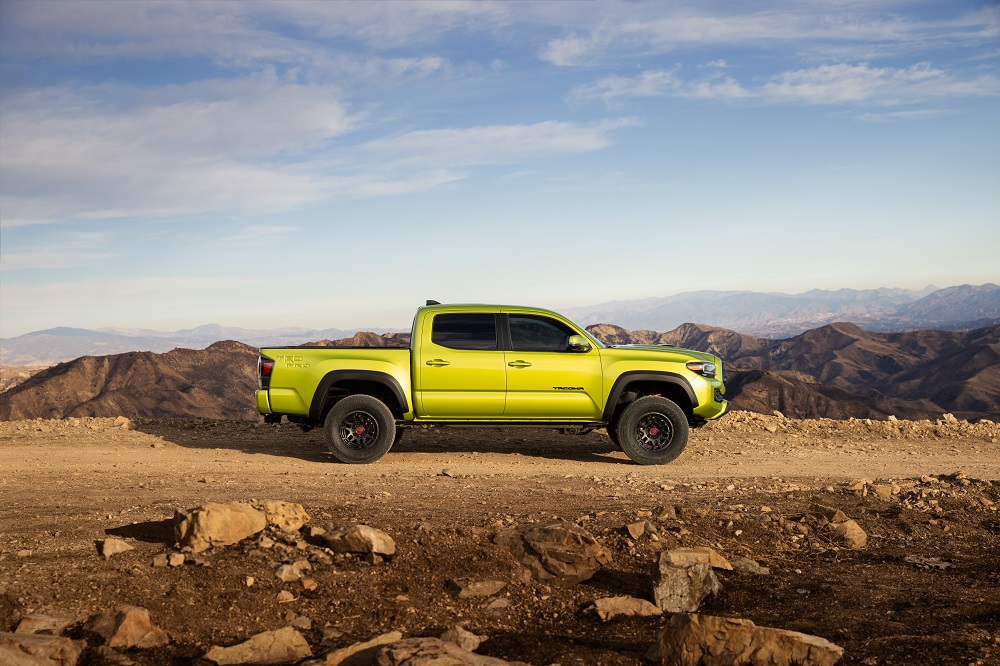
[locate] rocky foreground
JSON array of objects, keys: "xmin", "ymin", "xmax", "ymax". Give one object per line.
[{"xmin": 1, "ymin": 414, "xmax": 998, "ymax": 665}]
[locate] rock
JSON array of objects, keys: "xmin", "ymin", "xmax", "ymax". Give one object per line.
[
  {"xmin": 322, "ymin": 525, "xmax": 396, "ymax": 557},
  {"xmin": 0, "ymin": 632, "xmax": 86, "ymax": 664},
  {"xmin": 663, "ymin": 547, "xmax": 733, "ymax": 570},
  {"xmin": 174, "ymin": 503, "xmax": 267, "ymax": 553},
  {"xmin": 152, "ymin": 553, "xmax": 170, "ymax": 567},
  {"xmin": 84, "ymin": 605, "xmax": 170, "ymax": 648},
  {"xmin": 730, "ymin": 557, "xmax": 771, "ymax": 575},
  {"xmin": 589, "ymin": 596, "xmax": 663, "ymax": 621},
  {"xmin": 198, "ymin": 627, "xmax": 311, "ymax": 665},
  {"xmin": 446, "ymin": 579, "xmax": 506, "ymax": 598},
  {"xmin": 647, "ymin": 613, "xmax": 843, "ymax": 666},
  {"xmin": 276, "ymin": 564, "xmax": 302, "ymax": 582},
  {"xmin": 942, "ymin": 413, "xmax": 958, "ymax": 423},
  {"xmin": 656, "ymin": 505, "xmax": 677, "ymax": 520},
  {"xmin": 14, "ymin": 613, "xmax": 76, "ymax": 635},
  {"xmin": 439, "ymin": 624, "xmax": 485, "ymax": 652},
  {"xmin": 168, "ymin": 553, "xmax": 186, "ymax": 567},
  {"xmin": 652, "ymin": 553, "xmax": 721, "ymax": 613},
  {"xmin": 96, "ymin": 538, "xmax": 134, "ymax": 559},
  {"xmin": 626, "ymin": 521, "xmax": 646, "ymax": 539},
  {"xmin": 373, "ymin": 637, "xmax": 528, "ymax": 665},
  {"xmin": 810, "ymin": 504, "xmax": 848, "ymax": 523},
  {"xmin": 485, "ymin": 598, "xmax": 510, "ymax": 610},
  {"xmin": 872, "ymin": 485, "xmax": 894, "ymax": 501},
  {"xmin": 302, "ymin": 630, "xmax": 401, "ymax": 665},
  {"xmin": 494, "ymin": 520, "xmax": 611, "ymax": 587},
  {"xmin": 831, "ymin": 519, "xmax": 868, "ymax": 549},
  {"xmin": 276, "ymin": 591, "xmax": 296, "ymax": 603},
  {"xmin": 261, "ymin": 501, "xmax": 311, "ymax": 532}
]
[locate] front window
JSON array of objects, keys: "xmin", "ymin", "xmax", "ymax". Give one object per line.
[{"xmin": 509, "ymin": 315, "xmax": 577, "ymax": 352}]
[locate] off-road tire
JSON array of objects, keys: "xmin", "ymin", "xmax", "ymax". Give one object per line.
[
  {"xmin": 605, "ymin": 420, "xmax": 621, "ymax": 447},
  {"xmin": 615, "ymin": 396, "xmax": 689, "ymax": 465},
  {"xmin": 323, "ymin": 395, "xmax": 396, "ymax": 464}
]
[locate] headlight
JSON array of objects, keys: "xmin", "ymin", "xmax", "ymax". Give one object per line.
[{"xmin": 686, "ymin": 361, "xmax": 716, "ymax": 378}]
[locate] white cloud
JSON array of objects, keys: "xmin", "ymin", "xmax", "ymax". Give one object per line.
[
  {"xmin": 360, "ymin": 119, "xmax": 636, "ymax": 168},
  {"xmin": 0, "ymin": 232, "xmax": 114, "ymax": 270},
  {"xmin": 539, "ymin": 5, "xmax": 999, "ymax": 67},
  {"xmin": 571, "ymin": 63, "xmax": 999, "ymax": 107},
  {"xmin": 0, "ymin": 75, "xmax": 358, "ymax": 226}
]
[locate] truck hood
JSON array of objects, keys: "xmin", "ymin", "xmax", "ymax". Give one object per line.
[{"xmin": 607, "ymin": 344, "xmax": 715, "ymax": 361}]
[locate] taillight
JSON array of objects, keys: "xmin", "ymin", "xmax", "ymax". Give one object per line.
[{"xmin": 259, "ymin": 356, "xmax": 275, "ymax": 389}]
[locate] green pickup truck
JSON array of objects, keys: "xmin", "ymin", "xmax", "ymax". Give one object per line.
[{"xmin": 256, "ymin": 303, "xmax": 728, "ymax": 465}]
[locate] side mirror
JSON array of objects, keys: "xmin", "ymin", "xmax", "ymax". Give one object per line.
[{"xmin": 566, "ymin": 335, "xmax": 592, "ymax": 353}]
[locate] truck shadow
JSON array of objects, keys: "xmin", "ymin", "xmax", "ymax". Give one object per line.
[{"xmin": 132, "ymin": 421, "xmax": 633, "ymax": 465}]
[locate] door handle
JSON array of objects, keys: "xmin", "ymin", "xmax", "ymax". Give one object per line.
[
  {"xmin": 508, "ymin": 360, "xmax": 532, "ymax": 368},
  {"xmin": 425, "ymin": 359, "xmax": 450, "ymax": 367}
]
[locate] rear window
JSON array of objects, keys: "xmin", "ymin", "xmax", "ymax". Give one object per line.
[{"xmin": 431, "ymin": 314, "xmax": 497, "ymax": 350}]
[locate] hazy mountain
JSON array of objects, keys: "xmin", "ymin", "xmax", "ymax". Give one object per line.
[
  {"xmin": 563, "ymin": 284, "xmax": 999, "ymax": 337},
  {"xmin": 0, "ymin": 324, "xmax": 406, "ymax": 366}
]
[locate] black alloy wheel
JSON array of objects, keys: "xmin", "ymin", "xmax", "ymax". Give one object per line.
[
  {"xmin": 323, "ymin": 394, "xmax": 396, "ymax": 464},
  {"xmin": 615, "ymin": 396, "xmax": 689, "ymax": 465}
]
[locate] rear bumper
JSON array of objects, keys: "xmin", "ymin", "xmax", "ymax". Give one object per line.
[{"xmin": 255, "ymin": 389, "xmax": 271, "ymax": 414}]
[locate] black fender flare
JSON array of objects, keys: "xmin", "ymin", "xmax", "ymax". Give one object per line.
[
  {"xmin": 602, "ymin": 371, "xmax": 698, "ymax": 423},
  {"xmin": 309, "ymin": 370, "xmax": 410, "ymax": 421}
]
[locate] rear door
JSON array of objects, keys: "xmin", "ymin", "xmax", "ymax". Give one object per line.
[
  {"xmin": 502, "ymin": 313, "xmax": 603, "ymax": 419},
  {"xmin": 417, "ymin": 312, "xmax": 507, "ymax": 418}
]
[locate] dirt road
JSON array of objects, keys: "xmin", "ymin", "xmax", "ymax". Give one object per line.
[{"xmin": 2, "ymin": 413, "xmax": 998, "ymax": 665}]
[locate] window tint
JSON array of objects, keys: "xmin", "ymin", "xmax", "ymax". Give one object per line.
[
  {"xmin": 509, "ymin": 315, "xmax": 576, "ymax": 352},
  {"xmin": 431, "ymin": 314, "xmax": 497, "ymax": 350}
]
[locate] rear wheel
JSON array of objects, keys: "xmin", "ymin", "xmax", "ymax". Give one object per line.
[
  {"xmin": 323, "ymin": 395, "xmax": 396, "ymax": 464},
  {"xmin": 615, "ymin": 396, "xmax": 689, "ymax": 465}
]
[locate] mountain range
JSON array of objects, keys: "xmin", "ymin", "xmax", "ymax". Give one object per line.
[
  {"xmin": 2, "ymin": 320, "xmax": 997, "ymax": 423},
  {"xmin": 1, "ymin": 283, "xmax": 998, "ymax": 366}
]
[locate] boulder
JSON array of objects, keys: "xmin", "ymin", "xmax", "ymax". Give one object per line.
[
  {"xmin": 446, "ymin": 579, "xmax": 506, "ymax": 598},
  {"xmin": 261, "ymin": 501, "xmax": 311, "ymax": 532},
  {"xmin": 439, "ymin": 625, "xmax": 485, "ymax": 652},
  {"xmin": 830, "ymin": 519, "xmax": 868, "ymax": 549},
  {"xmin": 648, "ymin": 613, "xmax": 843, "ymax": 666},
  {"xmin": 198, "ymin": 627, "xmax": 311, "ymax": 665},
  {"xmin": 14, "ymin": 613, "xmax": 76, "ymax": 636},
  {"xmin": 589, "ymin": 596, "xmax": 663, "ymax": 621},
  {"xmin": 303, "ymin": 631, "xmax": 402, "ymax": 666},
  {"xmin": 494, "ymin": 520, "xmax": 611, "ymax": 587},
  {"xmin": 96, "ymin": 538, "xmax": 134, "ymax": 559},
  {"xmin": 662, "ymin": 547, "xmax": 733, "ymax": 570},
  {"xmin": 374, "ymin": 637, "xmax": 528, "ymax": 665},
  {"xmin": 322, "ymin": 525, "xmax": 396, "ymax": 557},
  {"xmin": 84, "ymin": 605, "xmax": 169, "ymax": 648},
  {"xmin": 174, "ymin": 503, "xmax": 267, "ymax": 553},
  {"xmin": 0, "ymin": 632, "xmax": 86, "ymax": 665},
  {"xmin": 653, "ymin": 554, "xmax": 721, "ymax": 613}
]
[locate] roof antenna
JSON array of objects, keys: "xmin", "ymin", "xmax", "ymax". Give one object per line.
[{"xmin": 426, "ymin": 300, "xmax": 440, "ymax": 306}]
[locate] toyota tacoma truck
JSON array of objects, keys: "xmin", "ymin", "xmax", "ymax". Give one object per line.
[{"xmin": 256, "ymin": 303, "xmax": 729, "ymax": 465}]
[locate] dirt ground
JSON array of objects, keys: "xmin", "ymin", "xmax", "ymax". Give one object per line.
[{"xmin": 1, "ymin": 412, "xmax": 999, "ymax": 665}]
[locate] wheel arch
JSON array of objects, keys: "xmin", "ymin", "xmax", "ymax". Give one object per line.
[
  {"xmin": 602, "ymin": 371, "xmax": 698, "ymax": 423},
  {"xmin": 309, "ymin": 370, "xmax": 409, "ymax": 422}
]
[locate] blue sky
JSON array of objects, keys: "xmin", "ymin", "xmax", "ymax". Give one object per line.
[{"xmin": 1, "ymin": 0, "xmax": 998, "ymax": 338}]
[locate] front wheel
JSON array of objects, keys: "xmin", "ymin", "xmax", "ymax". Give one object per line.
[
  {"xmin": 323, "ymin": 395, "xmax": 396, "ymax": 464},
  {"xmin": 615, "ymin": 396, "xmax": 689, "ymax": 465}
]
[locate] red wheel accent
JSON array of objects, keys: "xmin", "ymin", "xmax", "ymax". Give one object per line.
[
  {"xmin": 355, "ymin": 426, "xmax": 365, "ymax": 435},
  {"xmin": 649, "ymin": 426, "xmax": 659, "ymax": 437}
]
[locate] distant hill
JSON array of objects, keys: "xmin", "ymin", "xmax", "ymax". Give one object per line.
[
  {"xmin": 0, "ymin": 341, "xmax": 259, "ymax": 421},
  {"xmin": 585, "ymin": 321, "xmax": 1000, "ymax": 421},
  {"xmin": 563, "ymin": 284, "xmax": 1000, "ymax": 337},
  {"xmin": 2, "ymin": 322, "xmax": 997, "ymax": 423}
]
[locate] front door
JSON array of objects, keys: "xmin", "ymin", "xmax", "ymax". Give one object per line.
[
  {"xmin": 417, "ymin": 312, "xmax": 506, "ymax": 418},
  {"xmin": 503, "ymin": 314, "xmax": 603, "ymax": 419}
]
